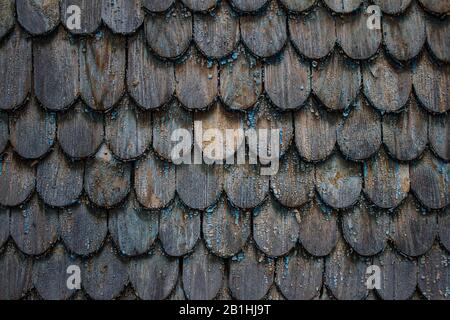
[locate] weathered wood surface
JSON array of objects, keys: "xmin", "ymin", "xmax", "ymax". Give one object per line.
[
  {"xmin": 289, "ymin": 6, "xmax": 336, "ymax": 60},
  {"xmin": 240, "ymin": 1, "xmax": 287, "ymax": 58},
  {"xmin": 36, "ymin": 146, "xmax": 84, "ymax": 207},
  {"xmin": 194, "ymin": 2, "xmax": 238, "ymax": 59},
  {"xmin": 59, "ymin": 201, "xmax": 108, "ymax": 256},
  {"xmin": 203, "ymin": 196, "xmax": 251, "ymax": 258},
  {"xmin": 0, "ymin": 26, "xmax": 31, "ymax": 111},
  {"xmin": 145, "ymin": 4, "xmax": 192, "ymax": 59},
  {"xmin": 16, "ymin": 0, "xmax": 60, "ymax": 35},
  {"xmin": 9, "ymin": 98, "xmax": 56, "ymax": 159}
]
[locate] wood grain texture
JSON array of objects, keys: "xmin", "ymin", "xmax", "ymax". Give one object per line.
[
  {"xmin": 413, "ymin": 51, "xmax": 449, "ymax": 113},
  {"xmin": 383, "ymin": 98, "xmax": 428, "ymax": 161},
  {"xmin": 10, "ymin": 195, "xmax": 58, "ymax": 256},
  {"xmin": 128, "ymin": 245, "xmax": 179, "ymax": 300},
  {"xmin": 240, "ymin": 1, "xmax": 287, "ymax": 58},
  {"xmin": 16, "ymin": 0, "xmax": 59, "ymax": 35},
  {"xmin": 312, "ymin": 52, "xmax": 361, "ymax": 111},
  {"xmin": 0, "ymin": 26, "xmax": 32, "ymax": 111},
  {"xmin": 426, "ymin": 15, "xmax": 450, "ymax": 63},
  {"xmin": 0, "ymin": 148, "xmax": 35, "ymax": 207},
  {"xmin": 337, "ymin": 96, "xmax": 382, "ymax": 161},
  {"xmin": 84, "ymin": 144, "xmax": 132, "ymax": 208},
  {"xmin": 289, "ymin": 6, "xmax": 335, "ymax": 60},
  {"xmin": 265, "ymin": 44, "xmax": 310, "ymax": 110},
  {"xmin": 298, "ymin": 199, "xmax": 338, "ymax": 257},
  {"xmin": 439, "ymin": 208, "xmax": 450, "ymax": 252},
  {"xmin": 0, "ymin": 207, "xmax": 8, "ymax": 247},
  {"xmin": 145, "ymin": 4, "xmax": 192, "ymax": 59},
  {"xmin": 194, "ymin": 2, "xmax": 238, "ymax": 58},
  {"xmin": 194, "ymin": 101, "xmax": 244, "ymax": 162},
  {"xmin": 159, "ymin": 199, "xmax": 201, "ymax": 257},
  {"xmin": 253, "ymin": 197, "xmax": 299, "ymax": 257},
  {"xmin": 143, "ymin": 0, "xmax": 175, "ymax": 12},
  {"xmin": 0, "ymin": 245, "xmax": 32, "ymax": 300},
  {"xmin": 33, "ymin": 244, "xmax": 80, "ymax": 300},
  {"xmin": 34, "ymin": 27, "xmax": 79, "ymax": 111},
  {"xmin": 255, "ymin": 100, "xmax": 294, "ymax": 157},
  {"xmin": 0, "ymin": 112, "xmax": 6, "ymax": 154},
  {"xmin": 418, "ymin": 244, "xmax": 449, "ymax": 300},
  {"xmin": 429, "ymin": 110, "xmax": 449, "ymax": 162},
  {"xmin": 80, "ymin": 29, "xmax": 125, "ymax": 112},
  {"xmin": 175, "ymin": 49, "xmax": 218, "ymax": 110},
  {"xmin": 109, "ymin": 193, "xmax": 159, "ymax": 257},
  {"xmin": 410, "ymin": 150, "xmax": 449, "ymax": 209},
  {"xmin": 59, "ymin": 201, "xmax": 107, "ymax": 256},
  {"xmin": 183, "ymin": 241, "xmax": 224, "ymax": 300},
  {"xmin": 280, "ymin": 0, "xmax": 315, "ymax": 12},
  {"xmin": 57, "ymin": 101, "xmax": 104, "ymax": 159},
  {"xmin": 230, "ymin": 0, "xmax": 268, "ymax": 12},
  {"xmin": 342, "ymin": 199, "xmax": 389, "ymax": 256},
  {"xmin": 294, "ymin": 99, "xmax": 339, "ymax": 162},
  {"xmin": 220, "ymin": 48, "xmax": 262, "ymax": 111},
  {"xmin": 373, "ymin": 245, "xmax": 417, "ymax": 300},
  {"xmin": 82, "ymin": 242, "xmax": 128, "ymax": 300},
  {"xmin": 316, "ymin": 153, "xmax": 362, "ymax": 209},
  {"xmin": 373, "ymin": 0, "xmax": 412, "ymax": 14},
  {"xmin": 0, "ymin": 0, "xmax": 15, "ymax": 39},
  {"xmin": 36, "ymin": 146, "xmax": 83, "ymax": 207},
  {"xmin": 325, "ymin": 237, "xmax": 369, "ymax": 300},
  {"xmin": 128, "ymin": 30, "xmax": 175, "ymax": 110},
  {"xmin": 418, "ymin": 0, "xmax": 450, "ymax": 14},
  {"xmin": 135, "ymin": 151, "xmax": 176, "ymax": 210},
  {"xmin": 275, "ymin": 249, "xmax": 323, "ymax": 300},
  {"xmin": 383, "ymin": 2, "xmax": 426, "ymax": 61},
  {"xmin": 61, "ymin": 0, "xmax": 102, "ymax": 34},
  {"xmin": 271, "ymin": 148, "xmax": 314, "ymax": 208},
  {"xmin": 363, "ymin": 148, "xmax": 410, "ymax": 209},
  {"xmin": 182, "ymin": 0, "xmax": 217, "ymax": 11},
  {"xmin": 225, "ymin": 163, "xmax": 269, "ymax": 209},
  {"xmin": 176, "ymin": 163, "xmax": 223, "ymax": 210},
  {"xmin": 105, "ymin": 97, "xmax": 152, "ymax": 160},
  {"xmin": 229, "ymin": 244, "xmax": 275, "ymax": 300},
  {"xmin": 391, "ymin": 195, "xmax": 437, "ymax": 257},
  {"xmin": 9, "ymin": 98, "xmax": 56, "ymax": 159},
  {"xmin": 324, "ymin": 0, "xmax": 362, "ymax": 13},
  {"xmin": 336, "ymin": 7, "xmax": 381, "ymax": 60},
  {"xmin": 152, "ymin": 100, "xmax": 193, "ymax": 160},
  {"xmin": 362, "ymin": 51, "xmax": 412, "ymax": 113},
  {"xmin": 101, "ymin": 0, "xmax": 144, "ymax": 34},
  {"xmin": 203, "ymin": 196, "xmax": 251, "ymax": 258}
]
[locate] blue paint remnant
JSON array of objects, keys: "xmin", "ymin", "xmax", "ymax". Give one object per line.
[
  {"xmin": 110, "ymin": 110, "xmax": 119, "ymax": 120},
  {"xmin": 283, "ymin": 256, "xmax": 290, "ymax": 270},
  {"xmin": 231, "ymin": 52, "xmax": 239, "ymax": 60},
  {"xmin": 22, "ymin": 207, "xmax": 32, "ymax": 236},
  {"xmin": 161, "ymin": 207, "xmax": 171, "ymax": 218},
  {"xmin": 232, "ymin": 251, "xmax": 245, "ymax": 262},
  {"xmin": 253, "ymin": 206, "xmax": 262, "ymax": 217},
  {"xmin": 205, "ymin": 203, "xmax": 217, "ymax": 215},
  {"xmin": 279, "ymin": 129, "xmax": 283, "ymax": 149},
  {"xmin": 363, "ymin": 162, "xmax": 369, "ymax": 178},
  {"xmin": 232, "ymin": 207, "xmax": 240, "ymax": 225},
  {"xmin": 247, "ymin": 109, "xmax": 257, "ymax": 129},
  {"xmin": 343, "ymin": 104, "xmax": 352, "ymax": 119},
  {"xmin": 207, "ymin": 59, "xmax": 214, "ymax": 69},
  {"xmin": 163, "ymin": 161, "xmax": 170, "ymax": 175},
  {"xmin": 220, "ymin": 57, "xmax": 228, "ymax": 66},
  {"xmin": 95, "ymin": 30, "xmax": 104, "ymax": 40},
  {"xmin": 317, "ymin": 197, "xmax": 333, "ymax": 215}
]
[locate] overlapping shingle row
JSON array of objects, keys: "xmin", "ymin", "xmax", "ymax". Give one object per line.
[{"xmin": 0, "ymin": 0, "xmax": 448, "ymax": 300}]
